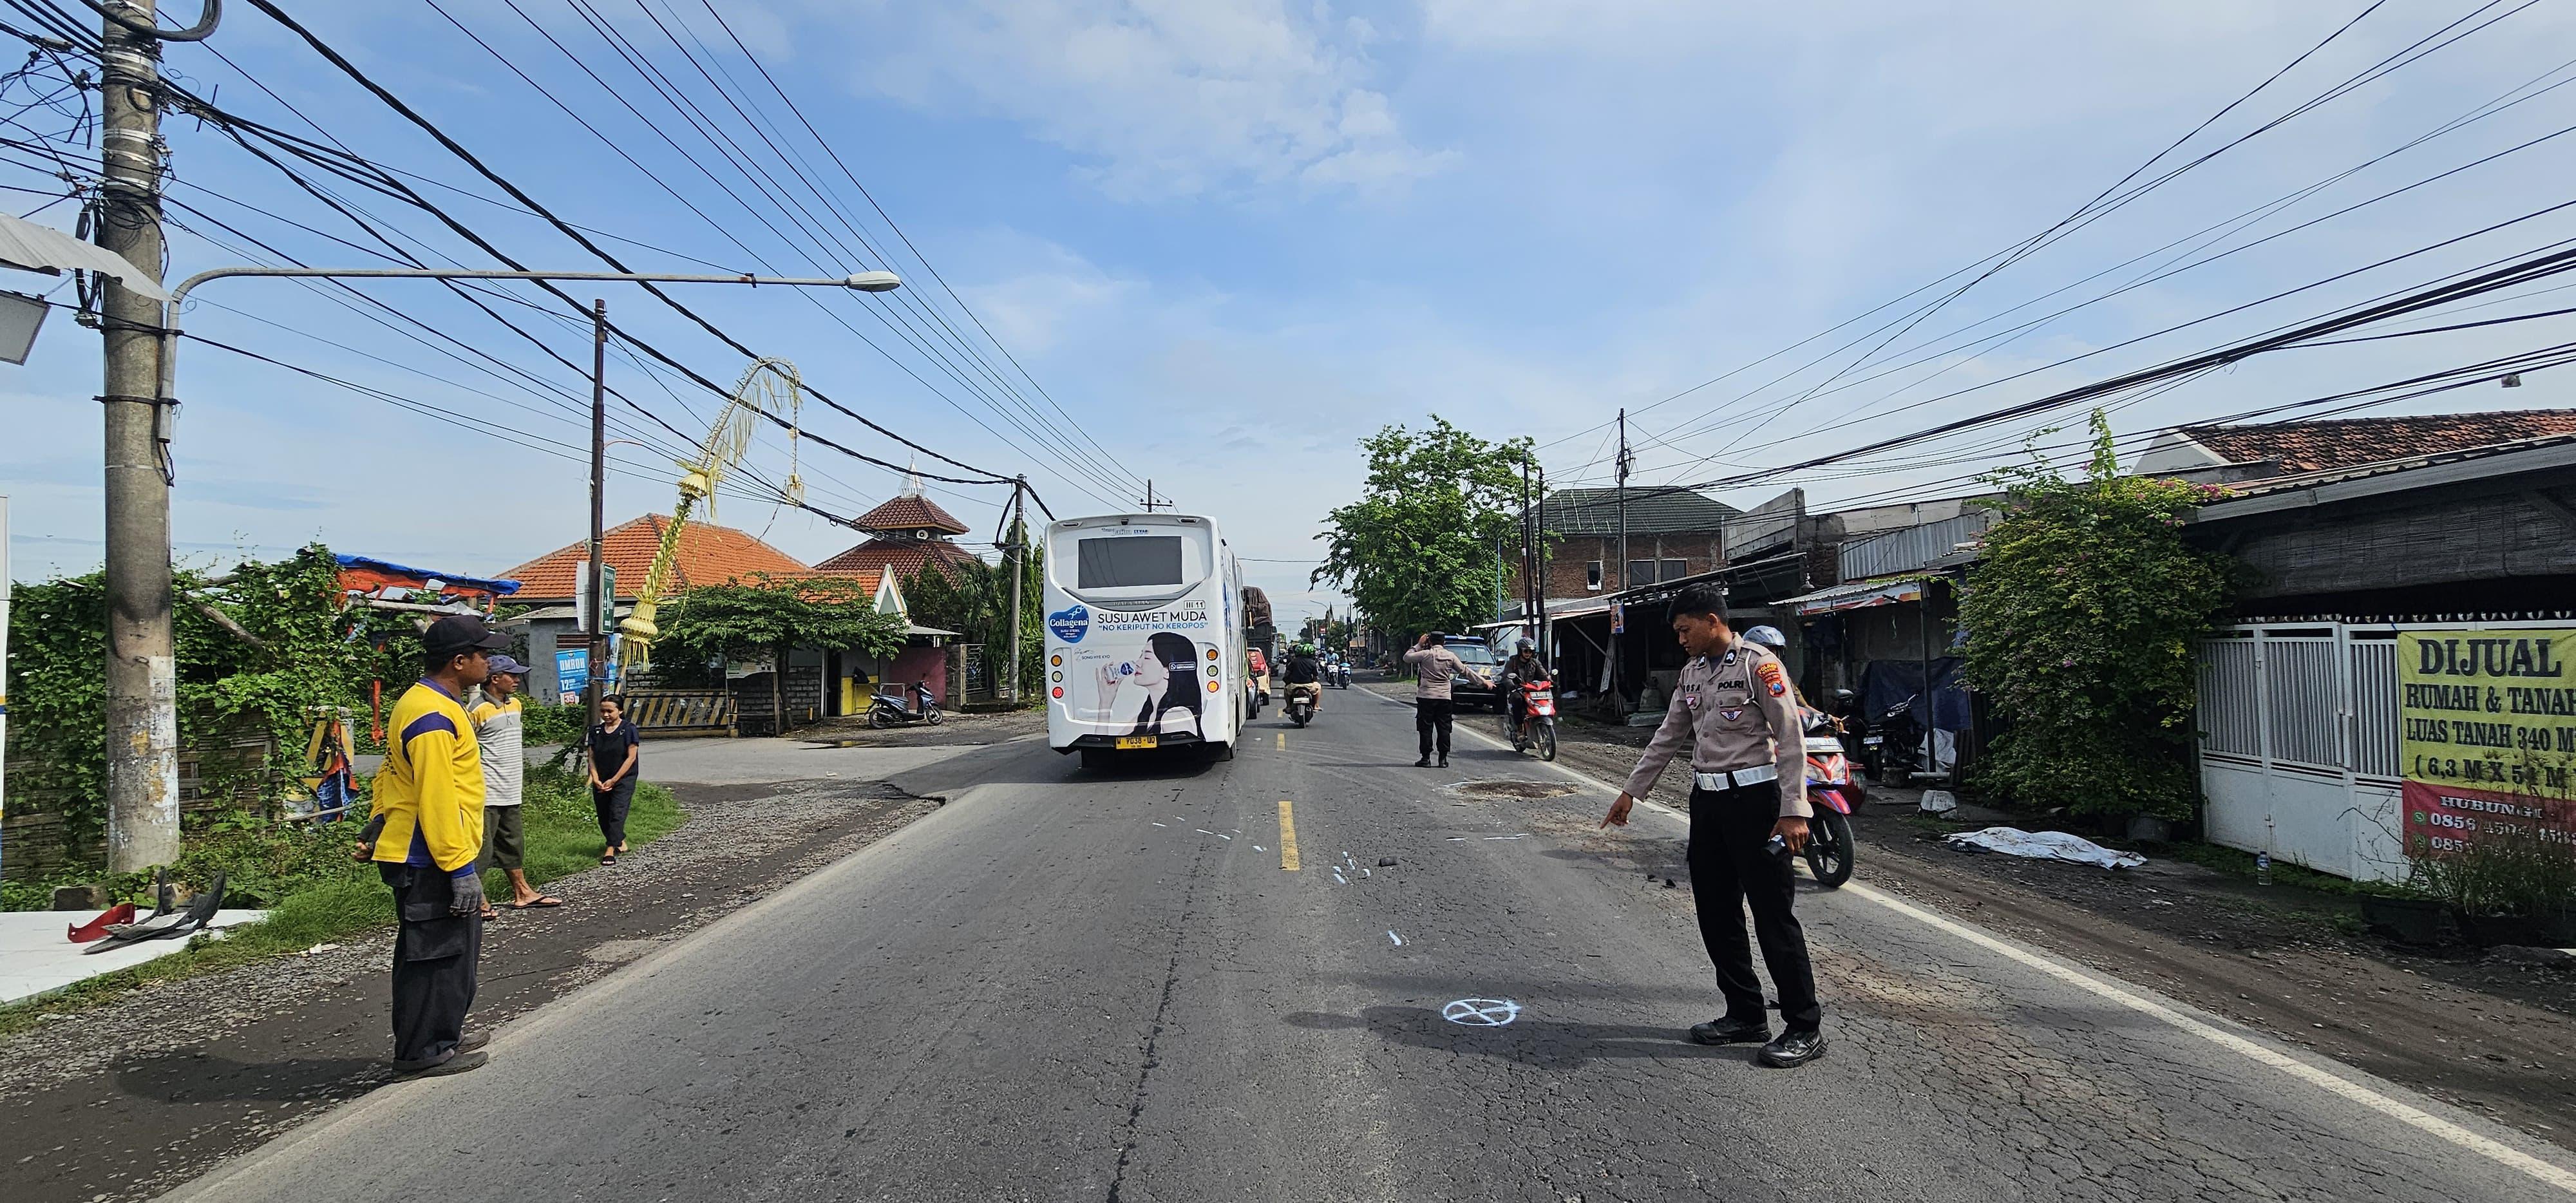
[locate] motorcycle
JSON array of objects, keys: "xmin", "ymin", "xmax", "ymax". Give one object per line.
[
  {"xmin": 1862, "ymin": 693, "xmax": 1922, "ymax": 784},
  {"xmin": 1801, "ymin": 713, "xmax": 1862, "ymax": 887},
  {"xmin": 1502, "ymin": 679, "xmax": 1558, "ymax": 761},
  {"xmin": 1332, "ymin": 662, "xmax": 1351, "ymax": 689},
  {"xmin": 1286, "ymin": 685, "xmax": 1318, "ymax": 728},
  {"xmin": 867, "ymin": 681, "xmax": 945, "ymax": 729}
]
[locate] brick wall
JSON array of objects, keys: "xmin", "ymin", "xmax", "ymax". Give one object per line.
[{"xmin": 1509, "ymin": 533, "xmax": 1725, "ymax": 597}]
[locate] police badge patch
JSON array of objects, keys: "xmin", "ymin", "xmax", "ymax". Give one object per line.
[{"xmin": 1756, "ymin": 660, "xmax": 1788, "ymax": 697}]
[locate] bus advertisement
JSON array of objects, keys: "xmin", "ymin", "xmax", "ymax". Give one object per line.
[{"xmin": 1042, "ymin": 513, "xmax": 1248, "ymax": 768}]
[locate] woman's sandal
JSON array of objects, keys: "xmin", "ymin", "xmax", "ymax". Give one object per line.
[{"xmin": 600, "ymin": 852, "xmax": 616, "ymax": 866}]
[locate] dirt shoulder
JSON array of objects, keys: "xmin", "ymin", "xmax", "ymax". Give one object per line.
[
  {"xmin": 800, "ymin": 706, "xmax": 1045, "ymax": 748},
  {"xmin": 1533, "ymin": 708, "xmax": 2576, "ymax": 1152},
  {"xmin": 0, "ymin": 777, "xmax": 940, "ymax": 1203}
]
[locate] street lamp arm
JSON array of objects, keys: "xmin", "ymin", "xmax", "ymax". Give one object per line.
[{"xmin": 155, "ymin": 265, "xmax": 900, "ymax": 403}]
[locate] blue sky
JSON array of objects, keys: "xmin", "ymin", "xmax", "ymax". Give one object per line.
[{"xmin": 6, "ymin": 1, "xmax": 2575, "ymax": 625}]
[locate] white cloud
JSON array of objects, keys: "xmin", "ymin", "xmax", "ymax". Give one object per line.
[{"xmin": 829, "ymin": 0, "xmax": 1454, "ymax": 199}]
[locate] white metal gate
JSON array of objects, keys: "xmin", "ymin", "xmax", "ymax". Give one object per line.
[{"xmin": 2195, "ymin": 623, "xmax": 2404, "ymax": 882}]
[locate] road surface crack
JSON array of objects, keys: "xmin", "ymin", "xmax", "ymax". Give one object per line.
[{"xmin": 1103, "ymin": 812, "xmax": 1213, "ymax": 1203}]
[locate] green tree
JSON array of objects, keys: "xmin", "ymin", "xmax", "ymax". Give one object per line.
[
  {"xmin": 1314, "ymin": 417, "xmax": 1531, "ymax": 643},
  {"xmin": 653, "ymin": 574, "xmax": 907, "ymax": 730},
  {"xmin": 1958, "ymin": 411, "xmax": 2237, "ymax": 819}
]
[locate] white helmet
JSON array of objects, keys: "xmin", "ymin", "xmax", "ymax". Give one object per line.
[{"xmin": 1744, "ymin": 624, "xmax": 1788, "ymax": 649}]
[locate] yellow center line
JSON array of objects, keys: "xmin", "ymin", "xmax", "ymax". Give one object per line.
[
  {"xmin": 1277, "ymin": 799, "xmax": 1301, "ymax": 871},
  {"xmin": 1275, "ymin": 731, "xmax": 1286, "ymax": 750}
]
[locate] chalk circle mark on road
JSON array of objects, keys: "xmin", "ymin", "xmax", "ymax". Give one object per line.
[{"xmin": 1443, "ymin": 998, "xmax": 1522, "ymax": 1027}]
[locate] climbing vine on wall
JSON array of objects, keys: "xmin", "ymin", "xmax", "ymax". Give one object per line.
[{"xmin": 8, "ymin": 545, "xmax": 386, "ymax": 862}]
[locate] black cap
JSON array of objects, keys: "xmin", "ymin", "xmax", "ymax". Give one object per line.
[{"xmin": 423, "ymin": 614, "xmax": 511, "ymax": 658}]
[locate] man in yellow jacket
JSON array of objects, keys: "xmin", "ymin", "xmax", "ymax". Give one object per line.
[{"xmin": 370, "ymin": 614, "xmax": 509, "ymax": 1075}]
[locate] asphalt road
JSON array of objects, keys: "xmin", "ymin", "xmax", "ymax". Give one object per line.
[{"xmin": 167, "ymin": 690, "xmax": 2576, "ymax": 1202}]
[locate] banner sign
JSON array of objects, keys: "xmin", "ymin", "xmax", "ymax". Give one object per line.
[{"xmin": 2397, "ymin": 630, "xmax": 2576, "ymax": 857}]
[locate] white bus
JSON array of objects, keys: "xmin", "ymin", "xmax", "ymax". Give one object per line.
[{"xmin": 1042, "ymin": 513, "xmax": 1249, "ymax": 768}]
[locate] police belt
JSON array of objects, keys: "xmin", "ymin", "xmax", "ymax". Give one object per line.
[{"xmin": 1692, "ymin": 763, "xmax": 1779, "ymax": 792}]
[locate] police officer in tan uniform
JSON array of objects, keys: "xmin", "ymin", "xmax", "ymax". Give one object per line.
[{"xmin": 1602, "ymin": 583, "xmax": 1826, "ymax": 1067}]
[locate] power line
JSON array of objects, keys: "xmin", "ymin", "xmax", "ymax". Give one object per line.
[{"xmin": 236, "ymin": 0, "xmax": 1023, "ymax": 493}]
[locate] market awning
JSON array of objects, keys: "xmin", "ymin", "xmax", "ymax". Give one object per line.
[{"xmin": 1780, "ymin": 578, "xmax": 1922, "ymax": 617}]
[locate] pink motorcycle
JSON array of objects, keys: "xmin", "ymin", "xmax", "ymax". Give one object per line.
[{"xmin": 1801, "ymin": 715, "xmax": 1862, "ymax": 887}]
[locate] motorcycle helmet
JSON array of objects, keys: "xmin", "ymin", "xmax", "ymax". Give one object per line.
[
  {"xmin": 1516, "ymin": 639, "xmax": 1535, "ymax": 652},
  {"xmin": 1743, "ymin": 624, "xmax": 1789, "ymax": 649}
]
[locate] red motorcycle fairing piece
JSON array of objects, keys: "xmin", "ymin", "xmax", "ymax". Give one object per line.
[{"xmin": 67, "ymin": 902, "xmax": 139, "ymax": 943}]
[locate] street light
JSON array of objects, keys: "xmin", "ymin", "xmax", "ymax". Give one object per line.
[{"xmin": 100, "ymin": 264, "xmax": 900, "ymax": 866}]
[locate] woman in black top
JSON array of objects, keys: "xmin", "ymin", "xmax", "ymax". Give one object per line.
[{"xmin": 587, "ymin": 695, "xmax": 643, "ymax": 864}]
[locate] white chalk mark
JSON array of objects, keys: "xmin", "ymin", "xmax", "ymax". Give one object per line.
[
  {"xmin": 1445, "ymin": 837, "xmax": 1468, "ymax": 842},
  {"xmin": 1217, "ymin": 833, "xmax": 1233, "ymax": 840},
  {"xmin": 1361, "ymin": 867, "xmax": 1372, "ymax": 878},
  {"xmin": 1332, "ymin": 871, "xmax": 1348, "ymax": 885},
  {"xmin": 1253, "ymin": 846, "xmax": 1265, "ymax": 852},
  {"xmin": 1151, "ymin": 822, "xmax": 1167, "ymax": 828},
  {"xmin": 1443, "ymin": 998, "xmax": 1520, "ymax": 1027},
  {"xmin": 1195, "ymin": 829, "xmax": 1215, "ymax": 835},
  {"xmin": 1484, "ymin": 835, "xmax": 1528, "ymax": 841},
  {"xmin": 1387, "ymin": 930, "xmax": 1403, "ymax": 946}
]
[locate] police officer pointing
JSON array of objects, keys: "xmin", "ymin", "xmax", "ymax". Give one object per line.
[{"xmin": 1600, "ymin": 583, "xmax": 1826, "ymax": 1068}]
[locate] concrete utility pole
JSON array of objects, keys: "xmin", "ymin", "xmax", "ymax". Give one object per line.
[
  {"xmin": 99, "ymin": 0, "xmax": 180, "ymax": 871},
  {"xmin": 1613, "ymin": 408, "xmax": 1630, "ymax": 706},
  {"xmin": 1003, "ymin": 476, "xmax": 1026, "ymax": 703},
  {"xmin": 1534, "ymin": 464, "xmax": 1549, "ymax": 667},
  {"xmin": 586, "ymin": 299, "xmax": 607, "ymax": 728},
  {"xmin": 1139, "ymin": 480, "xmax": 1169, "ymax": 513}
]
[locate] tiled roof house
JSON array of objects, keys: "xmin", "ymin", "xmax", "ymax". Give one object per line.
[
  {"xmin": 815, "ymin": 491, "xmax": 982, "ymax": 583},
  {"xmin": 502, "ymin": 514, "xmax": 811, "ymax": 603},
  {"xmin": 2134, "ymin": 408, "xmax": 2576, "ymax": 480}
]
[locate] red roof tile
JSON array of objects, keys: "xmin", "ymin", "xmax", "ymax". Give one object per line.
[
  {"xmin": 501, "ymin": 515, "xmax": 810, "ymax": 600},
  {"xmin": 813, "ymin": 536, "xmax": 980, "ymax": 582},
  {"xmin": 2183, "ymin": 409, "xmax": 2576, "ymax": 475},
  {"xmin": 853, "ymin": 493, "xmax": 970, "ymax": 536}
]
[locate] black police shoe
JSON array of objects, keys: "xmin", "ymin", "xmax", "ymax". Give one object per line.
[
  {"xmin": 1757, "ymin": 1028, "xmax": 1828, "ymax": 1068},
  {"xmin": 1414, "ymin": 757, "xmax": 1433, "ymax": 768},
  {"xmin": 1437, "ymin": 757, "xmax": 1449, "ymax": 768},
  {"xmin": 1689, "ymin": 1016, "xmax": 1770, "ymax": 1045}
]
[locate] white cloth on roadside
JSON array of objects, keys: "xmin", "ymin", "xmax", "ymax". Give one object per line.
[
  {"xmin": 1942, "ymin": 826, "xmax": 2145, "ymax": 869},
  {"xmin": 1919, "ymin": 789, "xmax": 1958, "ymax": 814}
]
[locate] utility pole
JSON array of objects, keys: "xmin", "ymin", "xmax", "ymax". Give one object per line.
[
  {"xmin": 100, "ymin": 0, "xmax": 179, "ymax": 871},
  {"xmin": 1004, "ymin": 476, "xmax": 1027, "ymax": 704},
  {"xmin": 1534, "ymin": 464, "xmax": 1549, "ymax": 667},
  {"xmin": 585, "ymin": 300, "xmax": 607, "ymax": 728},
  {"xmin": 1140, "ymin": 480, "xmax": 1169, "ymax": 513},
  {"xmin": 1613, "ymin": 408, "xmax": 1630, "ymax": 706}
]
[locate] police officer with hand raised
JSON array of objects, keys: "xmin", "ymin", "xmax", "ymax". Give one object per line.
[{"xmin": 1600, "ymin": 583, "xmax": 1826, "ymax": 1068}]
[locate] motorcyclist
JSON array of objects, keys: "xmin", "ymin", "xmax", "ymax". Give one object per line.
[
  {"xmin": 1502, "ymin": 638, "xmax": 1551, "ymax": 741},
  {"xmin": 1282, "ymin": 641, "xmax": 1324, "ymax": 715},
  {"xmin": 1743, "ymin": 625, "xmax": 1826, "ymax": 731}
]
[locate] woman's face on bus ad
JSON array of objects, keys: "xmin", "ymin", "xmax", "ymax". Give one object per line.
[{"xmin": 1131, "ymin": 641, "xmax": 1170, "ymax": 688}]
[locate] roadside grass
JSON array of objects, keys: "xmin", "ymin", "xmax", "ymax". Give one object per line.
[{"xmin": 0, "ymin": 767, "xmax": 681, "ymax": 1038}]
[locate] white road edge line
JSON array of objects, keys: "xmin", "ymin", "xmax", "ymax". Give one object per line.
[{"xmin": 1362, "ymin": 685, "xmax": 2576, "ymax": 1193}]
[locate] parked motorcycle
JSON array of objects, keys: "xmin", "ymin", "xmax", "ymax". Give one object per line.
[
  {"xmin": 867, "ymin": 681, "xmax": 944, "ymax": 729},
  {"xmin": 1863, "ymin": 693, "xmax": 1922, "ymax": 784},
  {"xmin": 1286, "ymin": 685, "xmax": 1318, "ymax": 728},
  {"xmin": 1802, "ymin": 715, "xmax": 1862, "ymax": 887},
  {"xmin": 1502, "ymin": 679, "xmax": 1558, "ymax": 761}
]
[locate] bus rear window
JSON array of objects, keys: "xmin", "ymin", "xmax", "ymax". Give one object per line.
[{"xmin": 1077, "ymin": 536, "xmax": 1184, "ymax": 589}]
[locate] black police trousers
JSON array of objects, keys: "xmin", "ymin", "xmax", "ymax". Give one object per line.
[
  {"xmin": 1688, "ymin": 782, "xmax": 1822, "ymax": 1032},
  {"xmin": 380, "ymin": 862, "xmax": 481, "ymax": 1067},
  {"xmin": 1416, "ymin": 697, "xmax": 1455, "ymax": 759}
]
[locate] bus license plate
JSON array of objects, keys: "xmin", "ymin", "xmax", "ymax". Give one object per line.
[{"xmin": 1115, "ymin": 735, "xmax": 1158, "ymax": 750}]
